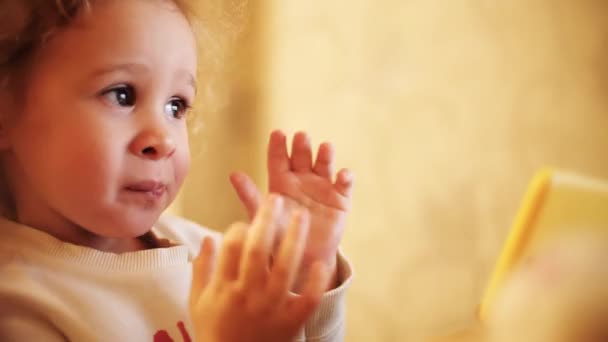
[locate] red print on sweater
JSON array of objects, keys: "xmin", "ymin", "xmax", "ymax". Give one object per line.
[{"xmin": 154, "ymin": 321, "xmax": 191, "ymax": 342}]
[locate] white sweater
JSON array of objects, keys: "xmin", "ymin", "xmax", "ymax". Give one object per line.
[{"xmin": 0, "ymin": 215, "xmax": 352, "ymax": 341}]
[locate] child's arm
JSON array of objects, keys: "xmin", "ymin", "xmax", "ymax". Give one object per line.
[{"xmin": 291, "ymin": 251, "xmax": 351, "ymax": 342}]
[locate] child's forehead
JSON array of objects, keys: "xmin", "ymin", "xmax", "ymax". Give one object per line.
[
  {"xmin": 71, "ymin": 0, "xmax": 193, "ymax": 39},
  {"xmin": 37, "ymin": 0, "xmax": 197, "ymax": 73}
]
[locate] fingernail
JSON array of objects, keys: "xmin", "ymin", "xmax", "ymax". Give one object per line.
[
  {"xmin": 272, "ymin": 130, "xmax": 286, "ymax": 142},
  {"xmin": 342, "ymin": 170, "xmax": 354, "ymax": 183},
  {"xmin": 302, "ymin": 133, "xmax": 311, "ymax": 145}
]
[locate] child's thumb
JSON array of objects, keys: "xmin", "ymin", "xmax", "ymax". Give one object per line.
[{"xmin": 190, "ymin": 236, "xmax": 217, "ymax": 308}]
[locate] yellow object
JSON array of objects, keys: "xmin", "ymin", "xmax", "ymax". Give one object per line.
[{"xmin": 479, "ymin": 168, "xmax": 608, "ymax": 321}]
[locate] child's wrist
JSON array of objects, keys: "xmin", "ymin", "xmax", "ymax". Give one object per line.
[{"xmin": 294, "ymin": 253, "xmax": 339, "ymax": 293}]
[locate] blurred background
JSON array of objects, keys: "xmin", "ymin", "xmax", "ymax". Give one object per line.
[{"xmin": 170, "ymin": 1, "xmax": 608, "ymax": 341}]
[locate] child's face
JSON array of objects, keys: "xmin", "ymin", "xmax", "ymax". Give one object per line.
[{"xmin": 4, "ymin": 0, "xmax": 197, "ymax": 241}]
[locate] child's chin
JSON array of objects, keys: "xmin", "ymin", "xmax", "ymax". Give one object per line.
[
  {"xmin": 127, "ymin": 215, "xmax": 161, "ymax": 235},
  {"xmin": 97, "ymin": 211, "xmax": 162, "ymax": 238}
]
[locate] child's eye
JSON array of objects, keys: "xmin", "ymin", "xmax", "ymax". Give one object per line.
[
  {"xmin": 164, "ymin": 97, "xmax": 190, "ymax": 119},
  {"xmin": 102, "ymin": 85, "xmax": 136, "ymax": 107}
]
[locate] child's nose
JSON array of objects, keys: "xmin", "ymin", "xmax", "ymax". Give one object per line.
[{"xmin": 129, "ymin": 127, "xmax": 176, "ymax": 160}]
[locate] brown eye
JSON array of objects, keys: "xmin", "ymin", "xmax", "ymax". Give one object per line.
[
  {"xmin": 164, "ymin": 97, "xmax": 189, "ymax": 119},
  {"xmin": 103, "ymin": 85, "xmax": 136, "ymax": 107}
]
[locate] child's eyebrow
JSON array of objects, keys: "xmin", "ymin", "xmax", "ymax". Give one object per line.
[
  {"xmin": 89, "ymin": 63, "xmax": 197, "ymax": 92},
  {"xmin": 90, "ymin": 63, "xmax": 147, "ymax": 76}
]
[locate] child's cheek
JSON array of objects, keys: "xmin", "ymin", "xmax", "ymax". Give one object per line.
[{"xmin": 173, "ymin": 147, "xmax": 191, "ymax": 188}]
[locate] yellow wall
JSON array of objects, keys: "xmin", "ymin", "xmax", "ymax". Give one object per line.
[{"xmin": 179, "ymin": 1, "xmax": 608, "ymax": 341}]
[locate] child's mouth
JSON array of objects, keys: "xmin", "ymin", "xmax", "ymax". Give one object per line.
[{"xmin": 125, "ymin": 181, "xmax": 167, "ymax": 198}]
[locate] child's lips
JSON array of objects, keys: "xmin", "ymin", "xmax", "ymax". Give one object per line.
[{"xmin": 125, "ymin": 181, "xmax": 167, "ymax": 198}]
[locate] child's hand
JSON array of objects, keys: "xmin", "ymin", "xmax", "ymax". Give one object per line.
[
  {"xmin": 189, "ymin": 195, "xmax": 330, "ymax": 342},
  {"xmin": 230, "ymin": 130, "xmax": 354, "ymax": 291}
]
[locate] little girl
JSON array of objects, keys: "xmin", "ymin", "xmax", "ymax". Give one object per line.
[{"xmin": 0, "ymin": 1, "xmax": 354, "ymax": 341}]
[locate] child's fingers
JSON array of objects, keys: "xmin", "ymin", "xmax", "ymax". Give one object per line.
[
  {"xmin": 287, "ymin": 261, "xmax": 329, "ymax": 321},
  {"xmin": 215, "ymin": 222, "xmax": 248, "ymax": 283},
  {"xmin": 267, "ymin": 130, "xmax": 291, "ymax": 179},
  {"xmin": 290, "ymin": 131, "xmax": 313, "ymax": 172},
  {"xmin": 312, "ymin": 142, "xmax": 334, "ymax": 180},
  {"xmin": 240, "ymin": 195, "xmax": 282, "ymax": 288},
  {"xmin": 333, "ymin": 168, "xmax": 354, "ymax": 198},
  {"xmin": 267, "ymin": 209, "xmax": 310, "ymax": 300},
  {"xmin": 229, "ymin": 172, "xmax": 262, "ymax": 221},
  {"xmin": 190, "ymin": 236, "xmax": 217, "ymax": 307}
]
